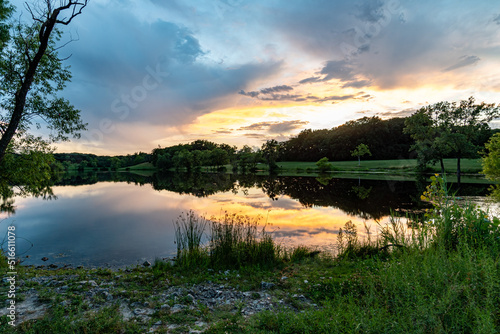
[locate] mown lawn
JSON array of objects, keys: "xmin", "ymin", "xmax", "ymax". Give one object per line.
[{"xmin": 262, "ymin": 158, "xmax": 483, "ymax": 174}]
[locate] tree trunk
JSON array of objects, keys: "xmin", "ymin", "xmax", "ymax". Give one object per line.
[{"xmin": 440, "ymin": 158, "xmax": 445, "ymax": 175}]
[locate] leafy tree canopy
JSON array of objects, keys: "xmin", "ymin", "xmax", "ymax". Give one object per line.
[
  {"xmin": 351, "ymin": 143, "xmax": 371, "ymax": 166},
  {"xmin": 405, "ymin": 96, "xmax": 499, "ymax": 180},
  {"xmin": 0, "ymin": 1, "xmax": 88, "ymax": 164},
  {"xmin": 483, "ymin": 133, "xmax": 500, "ymax": 181}
]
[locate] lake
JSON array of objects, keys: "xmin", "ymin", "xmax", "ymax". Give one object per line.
[{"xmin": 0, "ymin": 172, "xmax": 495, "ymax": 268}]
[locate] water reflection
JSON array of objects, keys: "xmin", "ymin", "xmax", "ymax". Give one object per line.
[{"xmin": 0, "ymin": 171, "xmax": 493, "ymax": 267}]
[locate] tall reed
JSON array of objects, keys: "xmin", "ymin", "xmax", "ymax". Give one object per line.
[
  {"xmin": 173, "ymin": 211, "xmax": 281, "ymax": 269},
  {"xmin": 209, "ymin": 212, "xmax": 279, "ymax": 269},
  {"xmin": 174, "ymin": 210, "xmax": 207, "ymax": 267}
]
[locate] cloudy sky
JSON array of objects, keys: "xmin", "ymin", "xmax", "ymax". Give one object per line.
[{"xmin": 11, "ymin": 0, "xmax": 500, "ymax": 155}]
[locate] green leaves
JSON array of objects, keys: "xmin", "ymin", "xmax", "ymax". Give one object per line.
[
  {"xmin": 482, "ymin": 133, "xmax": 500, "ymax": 181},
  {"xmin": 404, "ymin": 97, "xmax": 500, "ymax": 176},
  {"xmin": 351, "ymin": 143, "xmax": 371, "ymax": 158}
]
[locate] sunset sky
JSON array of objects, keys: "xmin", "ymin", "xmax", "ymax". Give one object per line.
[{"xmin": 12, "ymin": 0, "xmax": 500, "ymax": 155}]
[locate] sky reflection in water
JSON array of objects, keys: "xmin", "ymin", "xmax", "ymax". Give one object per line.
[{"xmin": 0, "ymin": 173, "xmax": 492, "ymax": 268}]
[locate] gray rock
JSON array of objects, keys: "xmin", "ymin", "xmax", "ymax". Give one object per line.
[
  {"xmin": 101, "ymin": 291, "xmax": 113, "ymax": 301},
  {"xmin": 160, "ymin": 304, "xmax": 170, "ymax": 311},
  {"xmin": 170, "ymin": 304, "xmax": 187, "ymax": 313},
  {"xmin": 133, "ymin": 308, "xmax": 154, "ymax": 316},
  {"xmin": 261, "ymin": 281, "xmax": 275, "ymax": 290}
]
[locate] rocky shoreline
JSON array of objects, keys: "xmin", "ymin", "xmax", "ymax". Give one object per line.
[{"xmin": 1, "ymin": 266, "xmax": 317, "ymax": 333}]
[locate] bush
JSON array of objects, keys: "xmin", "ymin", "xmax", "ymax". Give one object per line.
[
  {"xmin": 315, "ymin": 157, "xmax": 333, "ymax": 172},
  {"xmin": 421, "ymin": 175, "xmax": 500, "ymax": 253}
]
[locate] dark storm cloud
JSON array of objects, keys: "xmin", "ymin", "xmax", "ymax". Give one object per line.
[
  {"xmin": 266, "ymin": 0, "xmax": 495, "ymax": 89},
  {"xmin": 442, "ymin": 56, "xmax": 481, "ymax": 72},
  {"xmin": 58, "ymin": 1, "xmax": 284, "ymax": 132}
]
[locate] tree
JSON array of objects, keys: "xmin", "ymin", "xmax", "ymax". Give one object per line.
[
  {"xmin": 351, "ymin": 143, "xmax": 371, "ymax": 166},
  {"xmin": 482, "ymin": 133, "xmax": 500, "ymax": 200},
  {"xmin": 405, "ymin": 97, "xmax": 500, "ymax": 183},
  {"xmin": 482, "ymin": 133, "xmax": 500, "ymax": 181},
  {"xmin": 404, "ymin": 110, "xmax": 449, "ymax": 173},
  {"xmin": 261, "ymin": 139, "xmax": 280, "ymax": 172},
  {"xmin": 0, "ymin": 0, "xmax": 88, "ymax": 164},
  {"xmin": 210, "ymin": 148, "xmax": 229, "ymax": 170}
]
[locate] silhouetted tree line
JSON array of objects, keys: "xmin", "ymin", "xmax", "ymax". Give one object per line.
[
  {"xmin": 278, "ymin": 117, "xmax": 414, "ymax": 161},
  {"xmin": 53, "ymin": 152, "xmax": 151, "ymax": 170}
]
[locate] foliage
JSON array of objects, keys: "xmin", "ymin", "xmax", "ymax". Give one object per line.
[
  {"xmin": 350, "ymin": 143, "xmax": 371, "ymax": 166},
  {"xmin": 315, "ymin": 157, "xmax": 333, "ymax": 172},
  {"xmin": 405, "ymin": 97, "xmax": 499, "ymax": 177},
  {"xmin": 421, "ymin": 175, "xmax": 500, "ymax": 252},
  {"xmin": 280, "ymin": 116, "xmax": 413, "ymax": 162},
  {"xmin": 261, "ymin": 139, "xmax": 281, "ymax": 172},
  {"xmin": 237, "ymin": 145, "xmax": 262, "ymax": 172},
  {"xmin": 0, "ymin": 2, "xmax": 88, "ymax": 162},
  {"xmin": 482, "ymin": 133, "xmax": 500, "ymax": 181},
  {"xmin": 152, "ymin": 140, "xmax": 236, "ymax": 171},
  {"xmin": 0, "ymin": 0, "xmax": 12, "ymax": 51},
  {"xmin": 53, "ymin": 152, "xmax": 151, "ymax": 170},
  {"xmin": 482, "ymin": 133, "xmax": 500, "ymax": 200}
]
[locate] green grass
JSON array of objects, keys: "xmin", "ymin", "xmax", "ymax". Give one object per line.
[
  {"xmin": 268, "ymin": 158, "xmax": 483, "ymax": 174},
  {"xmin": 118, "ymin": 162, "xmax": 156, "ymax": 171}
]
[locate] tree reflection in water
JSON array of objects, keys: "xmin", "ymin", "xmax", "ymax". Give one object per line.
[{"xmin": 2, "ymin": 171, "xmax": 492, "ymax": 221}]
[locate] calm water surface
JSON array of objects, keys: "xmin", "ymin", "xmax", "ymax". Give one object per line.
[{"xmin": 0, "ymin": 172, "xmax": 494, "ymax": 268}]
